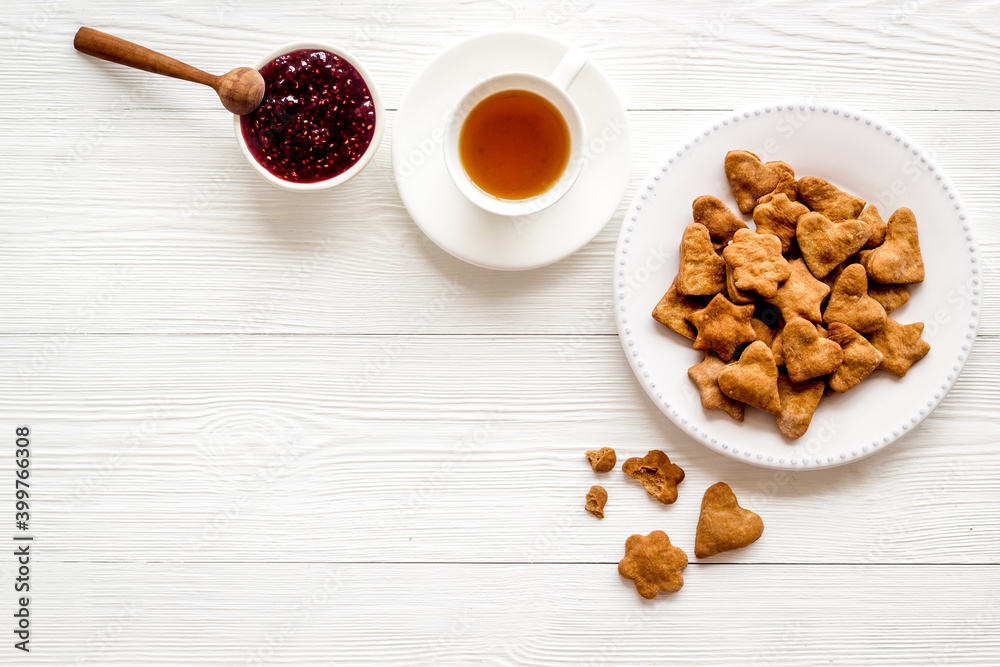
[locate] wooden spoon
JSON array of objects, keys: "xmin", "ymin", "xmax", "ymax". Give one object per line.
[{"xmin": 74, "ymin": 27, "xmax": 265, "ymax": 115}]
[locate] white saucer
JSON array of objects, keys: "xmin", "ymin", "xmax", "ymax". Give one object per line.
[{"xmin": 392, "ymin": 31, "xmax": 631, "ymax": 271}]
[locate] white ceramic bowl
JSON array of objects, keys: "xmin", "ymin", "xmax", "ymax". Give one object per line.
[{"xmin": 233, "ymin": 41, "xmax": 385, "ymax": 191}]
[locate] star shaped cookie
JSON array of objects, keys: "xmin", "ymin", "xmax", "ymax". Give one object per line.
[{"xmin": 687, "ymin": 294, "xmax": 757, "ymax": 361}]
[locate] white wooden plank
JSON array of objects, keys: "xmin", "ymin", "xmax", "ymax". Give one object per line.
[
  {"xmin": 3, "ymin": 335, "xmax": 997, "ymax": 564},
  {"xmin": 1, "ymin": 108, "xmax": 997, "ymax": 335},
  {"xmin": 3, "ymin": 0, "xmax": 1000, "ymax": 112},
  {"xmin": 3, "ymin": 562, "xmax": 997, "ymax": 665}
]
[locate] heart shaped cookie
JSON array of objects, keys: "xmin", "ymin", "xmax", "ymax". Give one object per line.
[
  {"xmin": 692, "ymin": 195, "xmax": 748, "ymax": 244},
  {"xmin": 826, "ymin": 322, "xmax": 884, "ymax": 392},
  {"xmin": 717, "ymin": 341, "xmax": 781, "ymax": 414},
  {"xmin": 796, "ymin": 176, "xmax": 866, "ymax": 221},
  {"xmin": 796, "ymin": 211, "xmax": 871, "ymax": 278},
  {"xmin": 694, "ymin": 482, "xmax": 764, "ymax": 559},
  {"xmin": 724, "ymin": 150, "xmax": 795, "ymax": 214},
  {"xmin": 859, "ymin": 207, "xmax": 925, "ymax": 284},
  {"xmin": 782, "ymin": 317, "xmax": 844, "ymax": 383},
  {"xmin": 823, "ymin": 264, "xmax": 887, "ymax": 334},
  {"xmin": 676, "ymin": 223, "xmax": 726, "ymax": 295},
  {"xmin": 775, "ymin": 375, "xmax": 825, "ymax": 439}
]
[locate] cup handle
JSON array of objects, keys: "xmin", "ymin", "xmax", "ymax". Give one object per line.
[{"xmin": 548, "ymin": 47, "xmax": 588, "ymax": 91}]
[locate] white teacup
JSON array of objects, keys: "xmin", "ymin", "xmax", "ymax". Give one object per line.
[{"xmin": 443, "ymin": 49, "xmax": 588, "ymax": 217}]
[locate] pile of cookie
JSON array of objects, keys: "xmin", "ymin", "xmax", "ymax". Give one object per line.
[
  {"xmin": 585, "ymin": 447, "xmax": 763, "ymax": 598},
  {"xmin": 653, "ymin": 150, "xmax": 930, "ymax": 438}
]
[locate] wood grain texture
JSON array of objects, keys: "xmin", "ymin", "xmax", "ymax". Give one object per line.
[
  {"xmin": 4, "ymin": 563, "xmax": 999, "ymax": 666},
  {"xmin": 1, "ymin": 0, "xmax": 999, "ymax": 664},
  {"xmin": 1, "ymin": 334, "xmax": 997, "ymax": 564},
  {"xmin": 2, "ymin": 0, "xmax": 1000, "ymax": 111},
  {"xmin": 0, "ymin": 108, "xmax": 997, "ymax": 335}
]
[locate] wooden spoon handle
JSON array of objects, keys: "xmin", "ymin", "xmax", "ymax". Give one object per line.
[{"xmin": 74, "ymin": 27, "xmax": 218, "ymax": 89}]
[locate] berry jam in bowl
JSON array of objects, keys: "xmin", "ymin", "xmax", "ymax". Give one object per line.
[{"xmin": 235, "ymin": 42, "xmax": 384, "ymax": 191}]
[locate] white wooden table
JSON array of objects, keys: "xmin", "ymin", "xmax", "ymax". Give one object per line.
[{"xmin": 2, "ymin": 1, "xmax": 999, "ymax": 664}]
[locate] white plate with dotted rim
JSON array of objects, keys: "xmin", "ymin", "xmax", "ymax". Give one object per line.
[{"xmin": 614, "ymin": 101, "xmax": 981, "ymax": 469}]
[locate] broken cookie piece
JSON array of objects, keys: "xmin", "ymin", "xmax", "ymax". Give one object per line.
[
  {"xmin": 585, "ymin": 485, "xmax": 608, "ymax": 519},
  {"xmin": 585, "ymin": 447, "xmax": 617, "ymax": 474},
  {"xmin": 622, "ymin": 450, "xmax": 685, "ymax": 505}
]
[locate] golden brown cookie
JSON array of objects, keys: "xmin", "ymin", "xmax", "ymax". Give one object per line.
[
  {"xmin": 687, "ymin": 354, "xmax": 746, "ymax": 422},
  {"xmin": 652, "ymin": 278, "xmax": 702, "ymax": 340},
  {"xmin": 722, "ymin": 228, "xmax": 791, "ymax": 298},
  {"xmin": 859, "ymin": 207, "xmax": 925, "ymax": 284},
  {"xmin": 775, "ymin": 375, "xmax": 825, "ymax": 439},
  {"xmin": 782, "ymin": 317, "xmax": 844, "ymax": 383},
  {"xmin": 796, "ymin": 176, "xmax": 866, "ymax": 221},
  {"xmin": 750, "ymin": 317, "xmax": 778, "ymax": 348},
  {"xmin": 867, "ymin": 319, "xmax": 931, "ymax": 377},
  {"xmin": 717, "ymin": 341, "xmax": 781, "ymax": 414},
  {"xmin": 694, "ymin": 483, "xmax": 764, "ymax": 558},
  {"xmin": 867, "ymin": 282, "xmax": 910, "ymax": 314},
  {"xmin": 724, "ymin": 150, "xmax": 796, "ymax": 214},
  {"xmin": 694, "ymin": 482, "xmax": 764, "ymax": 558},
  {"xmin": 687, "ymin": 294, "xmax": 758, "ymax": 361},
  {"xmin": 766, "ymin": 258, "xmax": 831, "ymax": 323},
  {"xmin": 860, "ymin": 204, "xmax": 888, "ymax": 249},
  {"xmin": 622, "ymin": 450, "xmax": 685, "ymax": 504},
  {"xmin": 756, "ymin": 172, "xmax": 799, "ymax": 206},
  {"xmin": 676, "ymin": 223, "xmax": 727, "ymax": 295},
  {"xmin": 752, "ymin": 193, "xmax": 809, "ymax": 253},
  {"xmin": 827, "ymin": 322, "xmax": 884, "ymax": 392},
  {"xmin": 585, "ymin": 447, "xmax": 617, "ymax": 473},
  {"xmin": 618, "ymin": 530, "xmax": 688, "ymax": 598},
  {"xmin": 726, "ymin": 263, "xmax": 756, "ymax": 304},
  {"xmin": 796, "ymin": 211, "xmax": 871, "ymax": 278},
  {"xmin": 823, "ymin": 264, "xmax": 887, "ymax": 334},
  {"xmin": 585, "ymin": 485, "xmax": 608, "ymax": 519},
  {"xmin": 692, "ymin": 195, "xmax": 748, "ymax": 244}
]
